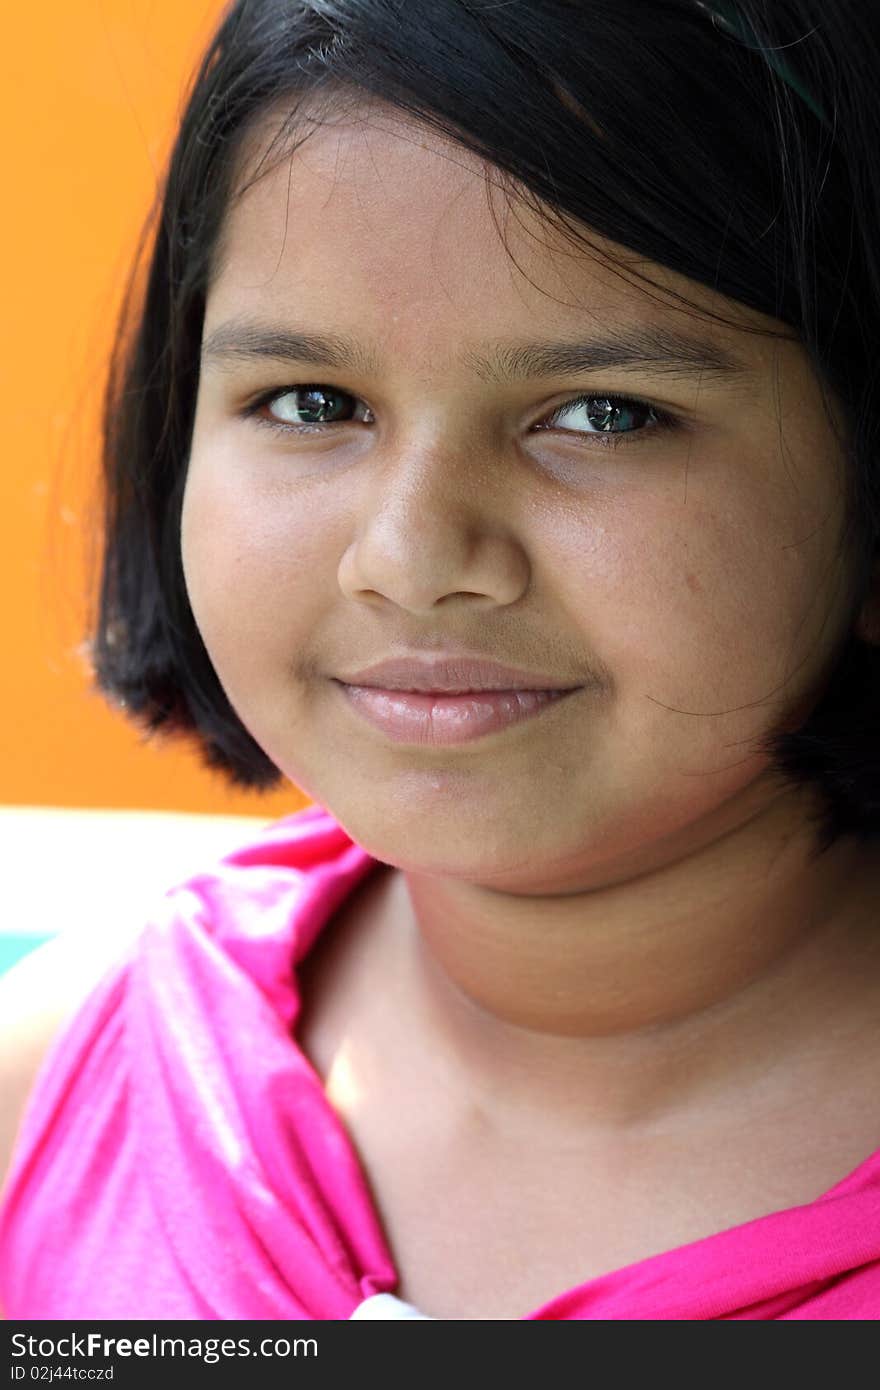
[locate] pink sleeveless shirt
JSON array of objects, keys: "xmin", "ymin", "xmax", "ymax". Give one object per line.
[{"xmin": 1, "ymin": 803, "xmax": 879, "ymax": 1319}]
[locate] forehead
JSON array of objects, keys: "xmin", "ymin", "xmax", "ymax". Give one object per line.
[{"xmin": 205, "ymin": 95, "xmax": 775, "ymax": 370}]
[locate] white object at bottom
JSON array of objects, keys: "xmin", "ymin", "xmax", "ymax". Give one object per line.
[{"xmin": 350, "ymin": 1292, "xmax": 435, "ymax": 1319}]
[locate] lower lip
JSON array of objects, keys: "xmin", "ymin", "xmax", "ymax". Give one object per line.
[{"xmin": 336, "ymin": 683, "xmax": 580, "ymax": 745}]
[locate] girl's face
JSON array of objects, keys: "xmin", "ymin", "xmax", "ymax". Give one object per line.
[{"xmin": 182, "ymin": 100, "xmax": 864, "ymax": 889}]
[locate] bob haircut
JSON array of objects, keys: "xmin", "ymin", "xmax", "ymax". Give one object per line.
[{"xmin": 87, "ymin": 0, "xmax": 880, "ymax": 856}]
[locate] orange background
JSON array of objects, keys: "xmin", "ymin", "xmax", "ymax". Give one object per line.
[{"xmin": 2, "ymin": 1, "xmax": 308, "ymax": 818}]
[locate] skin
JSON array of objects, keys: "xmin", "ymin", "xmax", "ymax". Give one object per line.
[{"xmin": 182, "ymin": 97, "xmax": 880, "ymax": 1316}]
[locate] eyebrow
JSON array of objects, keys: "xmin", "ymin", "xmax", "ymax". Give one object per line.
[{"xmin": 200, "ymin": 318, "xmax": 750, "ymax": 384}]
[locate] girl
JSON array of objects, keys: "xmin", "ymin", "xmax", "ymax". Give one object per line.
[{"xmin": 2, "ymin": 0, "xmax": 879, "ymax": 1320}]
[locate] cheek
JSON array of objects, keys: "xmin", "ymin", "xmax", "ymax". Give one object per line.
[
  {"xmin": 551, "ymin": 484, "xmax": 837, "ymax": 713},
  {"xmin": 179, "ymin": 459, "xmax": 332, "ymax": 667}
]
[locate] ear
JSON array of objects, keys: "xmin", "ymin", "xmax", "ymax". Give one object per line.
[{"xmin": 855, "ymin": 553, "xmax": 880, "ymax": 645}]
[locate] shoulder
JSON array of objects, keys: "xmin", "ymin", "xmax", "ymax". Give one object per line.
[
  {"xmin": 0, "ymin": 924, "xmax": 144, "ymax": 1195},
  {"xmin": 0, "ymin": 811, "xmax": 367, "ymax": 1200},
  {"xmin": 0, "ymin": 804, "xmax": 367, "ymax": 1195}
]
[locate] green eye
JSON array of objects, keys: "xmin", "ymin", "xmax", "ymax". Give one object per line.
[
  {"xmin": 258, "ymin": 385, "xmax": 369, "ymax": 429},
  {"xmin": 542, "ymin": 394, "xmax": 667, "ymax": 435}
]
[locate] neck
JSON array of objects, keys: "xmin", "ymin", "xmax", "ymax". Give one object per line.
[{"xmin": 392, "ymin": 790, "xmax": 880, "ymax": 1131}]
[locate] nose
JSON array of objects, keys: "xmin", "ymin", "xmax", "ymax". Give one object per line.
[{"xmin": 336, "ymin": 441, "xmax": 531, "ymax": 615}]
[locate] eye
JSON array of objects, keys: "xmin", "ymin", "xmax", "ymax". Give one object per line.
[
  {"xmin": 244, "ymin": 384, "xmax": 374, "ymax": 435},
  {"xmin": 534, "ymin": 394, "xmax": 676, "ymax": 445}
]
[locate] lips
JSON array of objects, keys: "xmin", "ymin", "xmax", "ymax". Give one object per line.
[
  {"xmin": 336, "ymin": 682, "xmax": 580, "ymax": 746},
  {"xmin": 336, "ymin": 653, "xmax": 581, "ymax": 694}
]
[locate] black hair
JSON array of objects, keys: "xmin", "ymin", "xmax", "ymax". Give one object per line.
[{"xmin": 86, "ymin": 0, "xmax": 880, "ymax": 855}]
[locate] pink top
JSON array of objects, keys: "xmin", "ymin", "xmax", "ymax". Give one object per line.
[{"xmin": 1, "ymin": 803, "xmax": 879, "ymax": 1320}]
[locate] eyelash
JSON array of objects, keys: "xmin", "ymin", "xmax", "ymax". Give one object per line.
[{"xmin": 240, "ymin": 384, "xmax": 680, "ymax": 448}]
